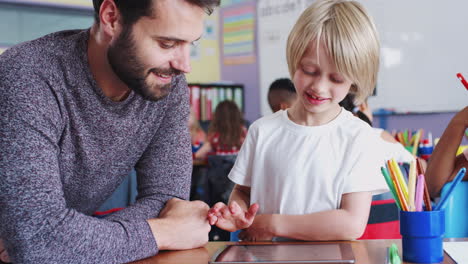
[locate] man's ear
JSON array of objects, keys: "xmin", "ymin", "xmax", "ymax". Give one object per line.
[
  {"xmin": 279, "ymin": 102, "xmax": 290, "ymax": 110},
  {"xmin": 98, "ymin": 0, "xmax": 122, "ymax": 38}
]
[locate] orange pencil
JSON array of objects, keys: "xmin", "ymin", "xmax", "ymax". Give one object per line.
[
  {"xmin": 416, "ymin": 158, "xmax": 432, "ymax": 211},
  {"xmin": 391, "ymin": 159, "xmax": 409, "ymax": 201},
  {"xmin": 387, "ymin": 160, "xmax": 409, "ymax": 211}
]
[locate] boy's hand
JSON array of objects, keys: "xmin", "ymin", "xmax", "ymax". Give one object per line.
[{"xmin": 207, "ymin": 201, "xmax": 259, "ymax": 232}]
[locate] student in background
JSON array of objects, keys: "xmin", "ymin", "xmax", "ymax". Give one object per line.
[
  {"xmin": 208, "ymin": 0, "xmax": 387, "ymax": 241},
  {"xmin": 195, "ymin": 100, "xmax": 247, "ymax": 241},
  {"xmin": 426, "ymin": 106, "xmax": 468, "ymax": 198},
  {"xmin": 188, "ymin": 109, "xmax": 207, "ymax": 201},
  {"xmin": 194, "ymin": 100, "xmax": 247, "ymax": 160},
  {"xmin": 339, "ymin": 93, "xmax": 414, "ymax": 164},
  {"xmin": 268, "ymin": 78, "xmax": 297, "ymax": 113},
  {"xmin": 189, "ymin": 109, "xmax": 207, "ymax": 155}
]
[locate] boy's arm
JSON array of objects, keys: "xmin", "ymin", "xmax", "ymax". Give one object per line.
[
  {"xmin": 248, "ymin": 192, "xmax": 372, "ymax": 241},
  {"xmin": 426, "ymin": 106, "xmax": 468, "ymax": 198},
  {"xmin": 229, "ymin": 184, "xmax": 251, "ymax": 211}
]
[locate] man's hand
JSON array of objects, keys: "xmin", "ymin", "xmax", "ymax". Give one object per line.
[
  {"xmin": 147, "ymin": 198, "xmax": 211, "ymax": 251},
  {"xmin": 0, "ymin": 239, "xmax": 10, "ymax": 263},
  {"xmin": 207, "ymin": 201, "xmax": 259, "ymax": 232}
]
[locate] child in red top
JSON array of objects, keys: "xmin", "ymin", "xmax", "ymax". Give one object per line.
[
  {"xmin": 194, "ymin": 100, "xmax": 247, "ymax": 159},
  {"xmin": 189, "ymin": 109, "xmax": 207, "ymax": 154}
]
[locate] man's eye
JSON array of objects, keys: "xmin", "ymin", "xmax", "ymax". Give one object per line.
[{"xmin": 160, "ymin": 41, "xmax": 176, "ymax": 49}]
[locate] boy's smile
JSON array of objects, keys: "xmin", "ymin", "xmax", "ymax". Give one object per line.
[{"xmin": 290, "ymin": 39, "xmax": 353, "ymax": 126}]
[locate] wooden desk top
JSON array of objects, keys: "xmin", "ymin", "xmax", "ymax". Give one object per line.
[{"xmin": 131, "ymin": 239, "xmax": 460, "ymax": 264}]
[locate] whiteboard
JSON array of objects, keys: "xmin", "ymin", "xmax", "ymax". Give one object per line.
[{"xmin": 258, "ymin": 0, "xmax": 468, "ymax": 115}]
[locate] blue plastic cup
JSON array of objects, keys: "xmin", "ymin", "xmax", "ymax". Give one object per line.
[{"xmin": 399, "ymin": 210, "xmax": 445, "ymax": 263}]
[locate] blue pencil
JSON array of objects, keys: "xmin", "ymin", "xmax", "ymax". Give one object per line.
[{"xmin": 434, "ymin": 167, "xmax": 466, "ymax": 211}]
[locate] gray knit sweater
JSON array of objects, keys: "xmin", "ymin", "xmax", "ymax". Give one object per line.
[{"xmin": 0, "ymin": 29, "xmax": 192, "ymax": 263}]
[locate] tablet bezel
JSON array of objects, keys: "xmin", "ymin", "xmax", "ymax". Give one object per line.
[{"xmin": 209, "ymin": 243, "xmax": 355, "ymax": 264}]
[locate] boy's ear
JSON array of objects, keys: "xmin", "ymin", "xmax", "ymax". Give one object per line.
[{"xmin": 99, "ymin": 0, "xmax": 122, "ymax": 38}]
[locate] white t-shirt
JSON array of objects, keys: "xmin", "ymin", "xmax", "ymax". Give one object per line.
[
  {"xmin": 373, "ymin": 128, "xmax": 414, "ymax": 164},
  {"xmin": 228, "ymin": 109, "xmax": 388, "ymax": 215}
]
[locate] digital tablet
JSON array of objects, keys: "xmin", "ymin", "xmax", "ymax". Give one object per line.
[{"xmin": 210, "ymin": 243, "xmax": 355, "ymax": 264}]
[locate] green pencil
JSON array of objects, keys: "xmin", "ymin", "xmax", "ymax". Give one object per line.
[{"xmin": 381, "ymin": 166, "xmax": 402, "ymax": 210}]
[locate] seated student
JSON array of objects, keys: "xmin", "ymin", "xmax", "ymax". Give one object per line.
[
  {"xmin": 189, "ymin": 109, "xmax": 207, "ymax": 157},
  {"xmin": 195, "ymin": 100, "xmax": 247, "ymax": 240},
  {"xmin": 339, "ymin": 93, "xmax": 415, "ymax": 164},
  {"xmin": 268, "ymin": 78, "xmax": 297, "ymax": 113},
  {"xmin": 194, "ymin": 100, "xmax": 247, "ymax": 160},
  {"xmin": 207, "ymin": 0, "xmax": 387, "ymax": 241},
  {"xmin": 426, "ymin": 106, "xmax": 468, "ymax": 198},
  {"xmin": 188, "ymin": 109, "xmax": 208, "ymax": 200}
]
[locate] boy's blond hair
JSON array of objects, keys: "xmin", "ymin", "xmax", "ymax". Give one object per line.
[{"xmin": 286, "ymin": 0, "xmax": 380, "ymax": 104}]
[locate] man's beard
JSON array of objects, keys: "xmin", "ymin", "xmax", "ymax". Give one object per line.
[{"xmin": 107, "ymin": 26, "xmax": 181, "ymax": 101}]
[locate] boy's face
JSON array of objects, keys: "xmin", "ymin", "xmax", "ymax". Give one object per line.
[
  {"xmin": 292, "ymin": 40, "xmax": 352, "ymax": 116},
  {"xmin": 107, "ymin": 0, "xmax": 205, "ymax": 101}
]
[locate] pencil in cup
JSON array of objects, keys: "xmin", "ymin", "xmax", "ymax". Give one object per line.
[
  {"xmin": 434, "ymin": 167, "xmax": 466, "ymax": 211},
  {"xmin": 416, "ymin": 158, "xmax": 432, "ymax": 211},
  {"xmin": 381, "ymin": 166, "xmax": 402, "ymax": 210}
]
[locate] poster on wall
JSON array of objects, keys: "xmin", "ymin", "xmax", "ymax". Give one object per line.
[
  {"xmin": 257, "ymin": 0, "xmax": 305, "ymax": 115},
  {"xmin": 221, "ymin": 0, "xmax": 251, "ymax": 7},
  {"xmin": 0, "ymin": 0, "xmax": 93, "ymax": 10},
  {"xmin": 222, "ymin": 3, "xmax": 256, "ymax": 65}
]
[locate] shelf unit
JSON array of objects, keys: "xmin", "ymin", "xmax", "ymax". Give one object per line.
[{"xmin": 189, "ymin": 83, "xmax": 244, "ymax": 121}]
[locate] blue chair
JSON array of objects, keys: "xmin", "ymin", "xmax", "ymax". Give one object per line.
[
  {"xmin": 440, "ymin": 181, "xmax": 468, "ymax": 238},
  {"xmin": 97, "ymin": 170, "xmax": 138, "ymax": 212},
  {"xmin": 230, "ymin": 230, "xmax": 240, "ymax": 241}
]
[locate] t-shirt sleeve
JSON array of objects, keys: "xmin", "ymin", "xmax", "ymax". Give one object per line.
[
  {"xmin": 228, "ymin": 124, "xmax": 258, "ymax": 187},
  {"xmin": 391, "ymin": 142, "xmax": 415, "ymax": 164},
  {"xmin": 343, "ymin": 128, "xmax": 389, "ymax": 195}
]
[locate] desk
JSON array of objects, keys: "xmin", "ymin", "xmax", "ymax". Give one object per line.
[{"xmin": 131, "ymin": 240, "xmax": 459, "ymax": 264}]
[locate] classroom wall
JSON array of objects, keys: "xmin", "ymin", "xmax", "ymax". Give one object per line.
[
  {"xmin": 0, "ymin": 3, "xmax": 93, "ymax": 46},
  {"xmin": 374, "ymin": 111, "xmax": 467, "ymax": 145},
  {"xmin": 0, "ymin": 0, "xmax": 464, "ymax": 129},
  {"xmin": 185, "ymin": 10, "xmax": 221, "ymax": 83},
  {"xmin": 219, "ymin": 0, "xmax": 261, "ymax": 122}
]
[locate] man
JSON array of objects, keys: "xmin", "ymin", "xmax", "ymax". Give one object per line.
[
  {"xmin": 0, "ymin": 0, "xmax": 219, "ymax": 262},
  {"xmin": 267, "ymin": 78, "xmax": 297, "ymax": 113}
]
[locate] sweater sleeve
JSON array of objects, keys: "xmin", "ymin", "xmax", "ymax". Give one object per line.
[
  {"xmin": 0, "ymin": 68, "xmax": 157, "ymax": 263},
  {"xmin": 104, "ymin": 75, "xmax": 192, "ymax": 222}
]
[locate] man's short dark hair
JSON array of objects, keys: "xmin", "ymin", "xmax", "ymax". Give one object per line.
[
  {"xmin": 268, "ymin": 78, "xmax": 296, "ymax": 94},
  {"xmin": 93, "ymin": 0, "xmax": 220, "ymax": 26}
]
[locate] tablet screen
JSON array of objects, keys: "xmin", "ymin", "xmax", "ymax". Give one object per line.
[{"xmin": 210, "ymin": 243, "xmax": 355, "ymax": 264}]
